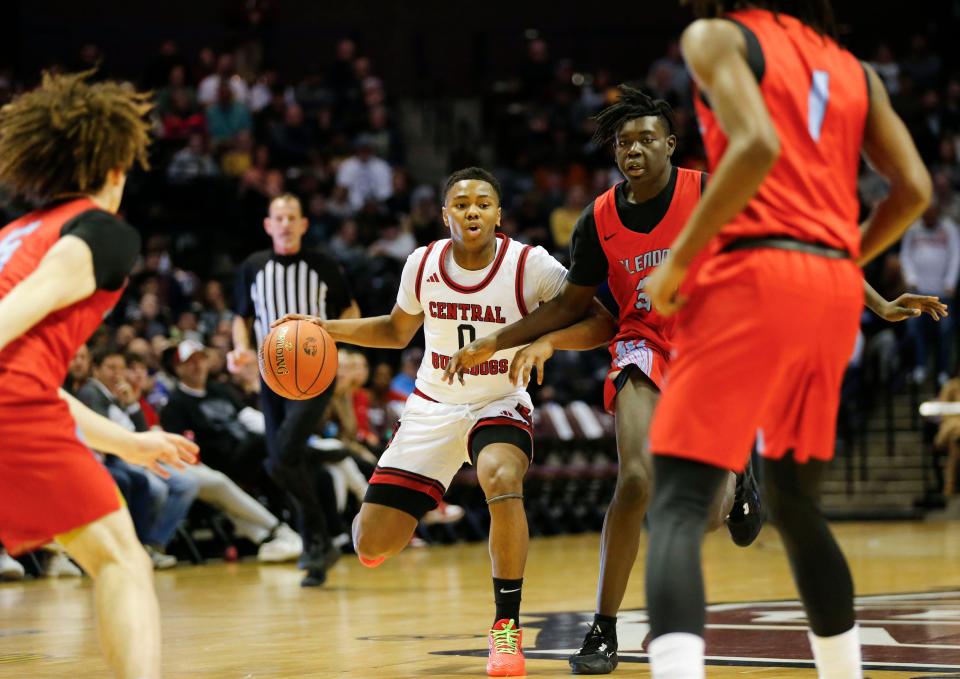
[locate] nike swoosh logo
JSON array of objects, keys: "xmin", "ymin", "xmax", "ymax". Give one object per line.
[
  {"xmin": 603, "ymin": 232, "xmax": 617, "ymax": 241},
  {"xmin": 499, "ymin": 587, "xmax": 521, "ymax": 594}
]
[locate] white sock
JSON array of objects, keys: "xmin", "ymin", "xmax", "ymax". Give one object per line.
[
  {"xmin": 648, "ymin": 632, "xmax": 705, "ymax": 679},
  {"xmin": 808, "ymin": 625, "xmax": 862, "ymax": 679}
]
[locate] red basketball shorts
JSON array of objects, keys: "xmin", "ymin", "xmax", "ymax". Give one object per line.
[
  {"xmin": 649, "ymin": 248, "xmax": 863, "ymax": 472},
  {"xmin": 0, "ymin": 385, "xmax": 121, "ymax": 555},
  {"xmin": 603, "ymin": 338, "xmax": 669, "ymax": 413}
]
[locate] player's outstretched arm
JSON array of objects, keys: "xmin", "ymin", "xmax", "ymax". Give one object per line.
[
  {"xmin": 509, "ymin": 300, "xmax": 617, "ymax": 387},
  {"xmin": 864, "ymin": 279, "xmax": 947, "ymax": 322},
  {"xmin": 859, "ymin": 64, "xmax": 932, "ymax": 265},
  {"xmin": 59, "ymin": 389, "xmax": 198, "ymax": 477},
  {"xmin": 646, "ymin": 19, "xmax": 780, "ymax": 316},
  {"xmin": 0, "ymin": 235, "xmax": 99, "ymax": 353},
  {"xmin": 442, "ymin": 280, "xmax": 597, "ymax": 384},
  {"xmin": 274, "ymin": 304, "xmax": 424, "ymax": 349}
]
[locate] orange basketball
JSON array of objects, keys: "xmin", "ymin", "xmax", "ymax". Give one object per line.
[{"xmin": 258, "ymin": 320, "xmax": 338, "ymax": 400}]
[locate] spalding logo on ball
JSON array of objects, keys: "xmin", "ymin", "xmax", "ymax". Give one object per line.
[{"xmin": 259, "ymin": 320, "xmax": 338, "ymax": 400}]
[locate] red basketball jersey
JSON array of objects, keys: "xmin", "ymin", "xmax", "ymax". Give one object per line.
[
  {"xmin": 0, "ymin": 199, "xmax": 124, "ymax": 395},
  {"xmin": 693, "ymin": 9, "xmax": 868, "ymax": 257},
  {"xmin": 595, "ymin": 167, "xmax": 704, "ymax": 353}
]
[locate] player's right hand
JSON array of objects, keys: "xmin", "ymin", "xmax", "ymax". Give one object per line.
[
  {"xmin": 443, "ymin": 336, "xmax": 497, "ymax": 385},
  {"xmin": 271, "ymin": 313, "xmax": 325, "ymax": 329},
  {"xmin": 226, "ymin": 348, "xmax": 256, "ymax": 375},
  {"xmin": 510, "ymin": 338, "xmax": 555, "ymax": 386},
  {"xmin": 881, "ymin": 293, "xmax": 949, "ymax": 322},
  {"xmin": 124, "ymin": 431, "xmax": 199, "ymax": 478}
]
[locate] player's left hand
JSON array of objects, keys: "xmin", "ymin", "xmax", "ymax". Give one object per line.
[
  {"xmin": 443, "ymin": 336, "xmax": 497, "ymax": 385},
  {"xmin": 125, "ymin": 431, "xmax": 199, "ymax": 478},
  {"xmin": 510, "ymin": 338, "xmax": 555, "ymax": 386},
  {"xmin": 881, "ymin": 294, "xmax": 948, "ymax": 322},
  {"xmin": 646, "ymin": 256, "xmax": 688, "ymax": 316}
]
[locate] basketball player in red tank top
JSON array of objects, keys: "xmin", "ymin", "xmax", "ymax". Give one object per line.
[
  {"xmin": 0, "ymin": 72, "xmax": 197, "ymax": 679},
  {"xmin": 639, "ymin": 2, "xmax": 933, "ymax": 677}
]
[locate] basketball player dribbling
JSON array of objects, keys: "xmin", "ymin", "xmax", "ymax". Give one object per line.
[
  {"xmin": 0, "ymin": 72, "xmax": 198, "ymax": 679},
  {"xmin": 638, "ymin": 1, "xmax": 933, "ymax": 677},
  {"xmin": 276, "ymin": 166, "xmax": 617, "ymax": 677}
]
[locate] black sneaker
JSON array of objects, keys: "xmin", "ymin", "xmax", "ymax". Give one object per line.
[
  {"xmin": 727, "ymin": 459, "xmax": 763, "ymax": 547},
  {"xmin": 300, "ymin": 567, "xmax": 327, "ymax": 587},
  {"xmin": 569, "ymin": 622, "xmax": 618, "ymax": 674},
  {"xmin": 298, "ymin": 539, "xmax": 329, "ymax": 571}
]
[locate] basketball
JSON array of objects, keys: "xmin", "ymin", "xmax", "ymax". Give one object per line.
[{"xmin": 258, "ymin": 320, "xmax": 338, "ymax": 400}]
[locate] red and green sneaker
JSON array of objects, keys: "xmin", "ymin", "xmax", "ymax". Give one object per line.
[{"xmin": 487, "ymin": 618, "xmax": 525, "ymax": 677}]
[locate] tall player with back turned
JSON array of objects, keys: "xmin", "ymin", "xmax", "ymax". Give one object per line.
[
  {"xmin": 445, "ymin": 84, "xmax": 944, "ymax": 675},
  {"xmin": 637, "ymin": 1, "xmax": 933, "ymax": 677},
  {"xmin": 277, "ymin": 166, "xmax": 617, "ymax": 677}
]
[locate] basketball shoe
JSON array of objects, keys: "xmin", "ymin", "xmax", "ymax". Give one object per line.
[
  {"xmin": 487, "ymin": 619, "xmax": 524, "ymax": 677},
  {"xmin": 569, "ymin": 620, "xmax": 618, "ymax": 674},
  {"xmin": 727, "ymin": 458, "xmax": 763, "ymax": 547}
]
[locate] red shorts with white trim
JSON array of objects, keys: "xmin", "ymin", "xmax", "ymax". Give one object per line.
[
  {"xmin": 365, "ymin": 389, "xmax": 533, "ymax": 518},
  {"xmin": 649, "ymin": 248, "xmax": 863, "ymax": 472},
  {"xmin": 603, "ymin": 338, "xmax": 669, "ymax": 413},
  {"xmin": 0, "ymin": 385, "xmax": 121, "ymax": 555}
]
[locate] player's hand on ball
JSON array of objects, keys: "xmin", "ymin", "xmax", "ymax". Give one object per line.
[
  {"xmin": 126, "ymin": 431, "xmax": 199, "ymax": 478},
  {"xmin": 881, "ymin": 294, "xmax": 948, "ymax": 322},
  {"xmin": 510, "ymin": 338, "xmax": 555, "ymax": 386},
  {"xmin": 271, "ymin": 313, "xmax": 325, "ymax": 329},
  {"xmin": 444, "ymin": 336, "xmax": 497, "ymax": 385},
  {"xmin": 226, "ymin": 348, "xmax": 256, "ymax": 375},
  {"xmin": 646, "ymin": 256, "xmax": 688, "ymax": 316}
]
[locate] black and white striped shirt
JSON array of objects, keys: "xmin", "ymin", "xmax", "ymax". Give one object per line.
[{"xmin": 233, "ymin": 249, "xmax": 353, "ymax": 346}]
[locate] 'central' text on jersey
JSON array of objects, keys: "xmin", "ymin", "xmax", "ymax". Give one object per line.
[{"xmin": 428, "ymin": 301, "xmax": 507, "ymax": 324}]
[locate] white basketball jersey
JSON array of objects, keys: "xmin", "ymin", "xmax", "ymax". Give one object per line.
[{"xmin": 412, "ymin": 234, "xmax": 541, "ymax": 405}]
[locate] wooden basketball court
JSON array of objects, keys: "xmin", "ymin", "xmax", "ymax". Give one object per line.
[{"xmin": 1, "ymin": 521, "xmax": 958, "ymax": 677}]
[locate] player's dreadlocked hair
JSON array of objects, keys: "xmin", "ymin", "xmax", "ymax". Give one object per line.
[
  {"xmin": 443, "ymin": 167, "xmax": 502, "ymax": 204},
  {"xmin": 592, "ymin": 84, "xmax": 674, "ymax": 147},
  {"xmin": 689, "ymin": 0, "xmax": 836, "ymax": 37},
  {"xmin": 0, "ymin": 70, "xmax": 152, "ymax": 201}
]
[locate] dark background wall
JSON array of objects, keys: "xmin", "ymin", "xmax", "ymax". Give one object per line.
[{"xmin": 4, "ymin": 0, "xmax": 957, "ymax": 92}]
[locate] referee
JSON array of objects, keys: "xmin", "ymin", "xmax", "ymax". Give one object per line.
[{"xmin": 229, "ymin": 193, "xmax": 359, "ymax": 587}]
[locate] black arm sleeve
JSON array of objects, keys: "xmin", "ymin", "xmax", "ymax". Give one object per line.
[
  {"xmin": 61, "ymin": 210, "xmax": 141, "ymax": 291},
  {"xmin": 566, "ymin": 205, "xmax": 609, "ymax": 287}
]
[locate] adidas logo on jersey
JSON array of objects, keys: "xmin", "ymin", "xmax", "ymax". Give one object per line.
[{"xmin": 425, "ymin": 272, "xmax": 440, "ymax": 283}]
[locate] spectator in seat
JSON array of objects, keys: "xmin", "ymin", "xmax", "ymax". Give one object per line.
[
  {"xmin": 336, "ymin": 134, "xmax": 393, "ymax": 211},
  {"xmin": 78, "ymin": 347, "xmax": 196, "ymax": 569},
  {"xmin": 64, "ymin": 342, "xmax": 92, "ymax": 396},
  {"xmin": 268, "ymin": 103, "xmax": 315, "ymax": 168},
  {"xmin": 126, "ymin": 352, "xmax": 160, "ymax": 429},
  {"xmin": 161, "ymin": 89, "xmax": 206, "ymax": 142},
  {"xmin": 901, "ymin": 200, "xmax": 960, "ymax": 385},
  {"xmin": 198, "ymin": 53, "xmax": 249, "ymax": 107},
  {"xmin": 389, "ymin": 347, "xmax": 422, "ymax": 400},
  {"xmin": 935, "ymin": 373, "xmax": 960, "ymax": 496},
  {"xmin": 206, "ymin": 82, "xmax": 252, "ymax": 147},
  {"xmin": 550, "ymin": 184, "xmax": 588, "ymax": 250},
  {"xmin": 160, "ymin": 340, "xmax": 303, "ymax": 562},
  {"xmin": 167, "ymin": 133, "xmax": 220, "ymax": 185}
]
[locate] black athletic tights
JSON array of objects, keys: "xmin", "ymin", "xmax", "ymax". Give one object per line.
[{"xmin": 645, "ymin": 453, "xmax": 855, "ymax": 639}]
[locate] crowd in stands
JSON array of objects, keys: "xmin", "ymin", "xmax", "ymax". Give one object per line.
[{"xmin": 2, "ymin": 24, "xmax": 960, "ymax": 578}]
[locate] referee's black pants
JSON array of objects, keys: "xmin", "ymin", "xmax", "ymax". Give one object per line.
[{"xmin": 259, "ymin": 380, "xmax": 338, "ymax": 547}]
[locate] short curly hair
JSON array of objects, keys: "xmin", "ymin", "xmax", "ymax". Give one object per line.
[{"xmin": 0, "ymin": 70, "xmax": 152, "ymax": 201}]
